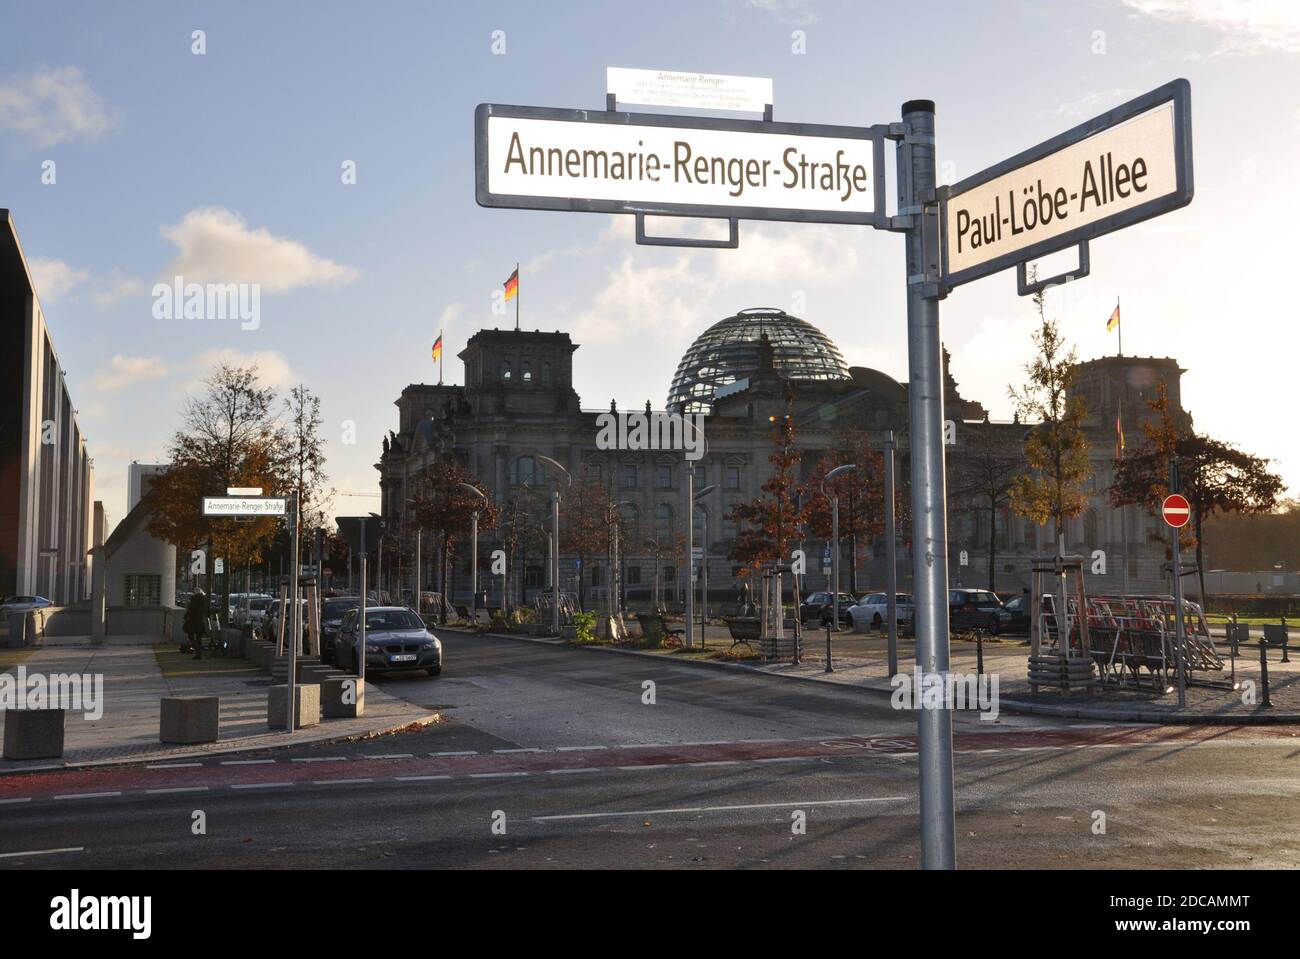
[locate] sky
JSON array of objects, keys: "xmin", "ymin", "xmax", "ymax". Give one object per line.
[{"xmin": 1, "ymin": 0, "xmax": 1297, "ymax": 531}]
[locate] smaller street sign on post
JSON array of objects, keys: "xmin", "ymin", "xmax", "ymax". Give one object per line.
[
  {"xmin": 203, "ymin": 497, "xmax": 286, "ymax": 517},
  {"xmin": 607, "ymin": 68, "xmax": 772, "ymax": 115},
  {"xmin": 1162, "ymin": 493, "xmax": 1191, "ymax": 528}
]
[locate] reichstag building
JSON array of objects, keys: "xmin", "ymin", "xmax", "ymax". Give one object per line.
[{"xmin": 377, "ymin": 307, "xmax": 1185, "ymax": 609}]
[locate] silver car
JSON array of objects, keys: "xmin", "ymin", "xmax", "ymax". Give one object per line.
[
  {"xmin": 335, "ymin": 607, "xmax": 442, "ymax": 677},
  {"xmin": 849, "ymin": 592, "xmax": 914, "ymax": 633},
  {"xmin": 0, "ymin": 595, "xmax": 53, "ymax": 613}
]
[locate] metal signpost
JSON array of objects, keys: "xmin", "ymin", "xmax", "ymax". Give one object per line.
[
  {"xmin": 1163, "ymin": 489, "xmax": 1192, "ymax": 708},
  {"xmin": 475, "ymin": 74, "xmax": 1194, "ymax": 870}
]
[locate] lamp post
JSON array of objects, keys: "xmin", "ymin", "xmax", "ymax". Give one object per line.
[
  {"xmin": 532, "ymin": 455, "xmax": 571, "ymax": 635},
  {"xmin": 693, "ymin": 484, "xmax": 719, "ymax": 647},
  {"xmin": 824, "ymin": 464, "xmax": 857, "ymax": 636},
  {"xmin": 681, "ymin": 418, "xmax": 708, "ymax": 649},
  {"xmin": 458, "ymin": 483, "xmax": 488, "ymax": 619}
]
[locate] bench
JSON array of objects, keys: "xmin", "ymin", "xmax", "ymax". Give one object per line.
[
  {"xmin": 635, "ymin": 613, "xmax": 686, "ymax": 648},
  {"xmin": 724, "ymin": 616, "xmax": 760, "ymax": 651}
]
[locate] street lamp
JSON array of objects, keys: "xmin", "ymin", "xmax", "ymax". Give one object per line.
[
  {"xmin": 681, "ymin": 418, "xmax": 708, "ymax": 649},
  {"xmin": 458, "ymin": 483, "xmax": 488, "ymax": 620},
  {"xmin": 823, "ymin": 464, "xmax": 857, "ymax": 636},
  {"xmin": 693, "ymin": 484, "xmax": 719, "ymax": 647},
  {"xmin": 532, "ymin": 454, "xmax": 572, "ymax": 635},
  {"xmin": 606, "ymin": 500, "xmax": 636, "ymax": 638}
]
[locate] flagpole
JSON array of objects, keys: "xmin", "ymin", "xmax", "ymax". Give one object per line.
[
  {"xmin": 440, "ymin": 331, "xmax": 444, "ymax": 385},
  {"xmin": 1117, "ymin": 296, "xmax": 1122, "ymax": 357},
  {"xmin": 515, "ymin": 261, "xmax": 520, "ymax": 332}
]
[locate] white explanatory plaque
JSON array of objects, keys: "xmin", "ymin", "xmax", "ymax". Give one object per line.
[
  {"xmin": 203, "ymin": 496, "xmax": 286, "ymax": 516},
  {"xmin": 941, "ymin": 79, "xmax": 1193, "ymax": 288},
  {"xmin": 607, "ymin": 67, "xmax": 773, "ymax": 114},
  {"xmin": 476, "ymin": 104, "xmax": 885, "ymax": 227}
]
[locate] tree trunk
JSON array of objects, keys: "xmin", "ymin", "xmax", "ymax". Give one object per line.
[{"xmin": 988, "ymin": 501, "xmax": 997, "ymax": 592}]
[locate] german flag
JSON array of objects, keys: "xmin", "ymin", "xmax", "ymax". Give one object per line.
[
  {"xmin": 1106, "ymin": 302, "xmax": 1120, "ymax": 332},
  {"xmin": 503, "ymin": 267, "xmax": 518, "ymax": 302},
  {"xmin": 1115, "ymin": 409, "xmax": 1125, "ymax": 460},
  {"xmin": 431, "ymin": 333, "xmax": 443, "ymax": 362}
]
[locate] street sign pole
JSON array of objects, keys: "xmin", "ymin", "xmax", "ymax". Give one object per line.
[
  {"xmin": 286, "ymin": 491, "xmax": 299, "ymax": 734},
  {"xmin": 1168, "ymin": 465, "xmax": 1187, "ymax": 708},
  {"xmin": 900, "ymin": 99, "xmax": 956, "ymax": 870},
  {"xmin": 883, "ymin": 437, "xmax": 899, "ymax": 678},
  {"xmin": 685, "ymin": 465, "xmax": 694, "ymax": 648}
]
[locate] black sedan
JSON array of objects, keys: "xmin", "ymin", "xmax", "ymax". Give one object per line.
[
  {"xmin": 799, "ymin": 591, "xmax": 857, "ymax": 628},
  {"xmin": 335, "ymin": 606, "xmax": 442, "ymax": 677},
  {"xmin": 949, "ymin": 589, "xmax": 1006, "ymax": 634},
  {"xmin": 319, "ymin": 596, "xmax": 361, "ymax": 665}
]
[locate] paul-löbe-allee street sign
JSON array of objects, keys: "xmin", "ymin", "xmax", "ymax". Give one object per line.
[
  {"xmin": 202, "ymin": 496, "xmax": 286, "ymax": 517},
  {"xmin": 474, "ymin": 78, "xmax": 1193, "ymax": 872},
  {"xmin": 476, "ymin": 104, "xmax": 886, "ymax": 227},
  {"xmin": 942, "ymin": 79, "xmax": 1192, "ymax": 288}
]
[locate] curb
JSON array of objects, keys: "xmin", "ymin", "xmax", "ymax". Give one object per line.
[
  {"xmin": 442, "ymin": 627, "xmax": 1300, "ymax": 726},
  {"xmin": 0, "ymin": 709, "xmax": 441, "ymax": 776}
]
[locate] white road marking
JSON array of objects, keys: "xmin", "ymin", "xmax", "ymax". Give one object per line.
[
  {"xmin": 688, "ymin": 760, "xmax": 741, "ymax": 767},
  {"xmin": 534, "ymin": 796, "xmax": 909, "ymax": 822},
  {"xmin": 547, "ymin": 768, "xmax": 600, "ymax": 775},
  {"xmin": 470, "ymin": 772, "xmax": 530, "ymax": 779},
  {"xmin": 312, "ymin": 778, "xmax": 375, "ymax": 786},
  {"xmin": 221, "ymin": 759, "xmax": 276, "ymax": 766},
  {"xmin": 54, "ymin": 791, "xmax": 121, "ymax": 801},
  {"xmin": 361, "ymin": 754, "xmax": 412, "ymax": 760},
  {"xmin": 145, "ymin": 786, "xmax": 210, "ymax": 795},
  {"xmin": 395, "ymin": 775, "xmax": 452, "ymax": 783},
  {"xmin": 555, "ymin": 746, "xmax": 607, "ymax": 752},
  {"xmin": 617, "ymin": 764, "xmax": 673, "ymax": 771},
  {"xmin": 230, "ymin": 782, "xmax": 292, "ymax": 790},
  {"xmin": 431, "ymin": 750, "xmax": 477, "ymax": 757},
  {"xmin": 494, "ymin": 748, "xmax": 542, "ymax": 754},
  {"xmin": 291, "ymin": 756, "xmax": 348, "ymax": 763},
  {"xmin": 0, "ymin": 847, "xmax": 84, "ymax": 859},
  {"xmin": 146, "ymin": 762, "xmax": 203, "ymax": 769},
  {"xmin": 0, "ymin": 798, "xmax": 33, "ymax": 805}
]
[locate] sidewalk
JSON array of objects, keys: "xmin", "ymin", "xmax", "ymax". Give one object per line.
[
  {"xmin": 0, "ymin": 635, "xmax": 439, "ymax": 772},
  {"xmin": 462, "ymin": 624, "xmax": 1300, "ymax": 725}
]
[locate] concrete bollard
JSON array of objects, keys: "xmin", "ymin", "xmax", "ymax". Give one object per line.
[
  {"xmin": 3, "ymin": 709, "xmax": 66, "ymax": 760},
  {"xmin": 321, "ymin": 676, "xmax": 365, "ymax": 719},
  {"xmin": 267, "ymin": 684, "xmax": 320, "ymax": 729},
  {"xmin": 159, "ymin": 696, "xmax": 219, "ymax": 744}
]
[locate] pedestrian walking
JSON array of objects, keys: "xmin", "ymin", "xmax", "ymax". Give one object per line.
[{"xmin": 183, "ymin": 588, "xmax": 209, "ymax": 660}]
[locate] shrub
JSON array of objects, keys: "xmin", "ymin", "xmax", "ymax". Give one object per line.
[{"xmin": 573, "ymin": 611, "xmax": 598, "ymax": 644}]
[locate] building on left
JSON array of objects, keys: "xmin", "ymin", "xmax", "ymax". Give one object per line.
[{"xmin": 0, "ymin": 209, "xmax": 95, "ymax": 605}]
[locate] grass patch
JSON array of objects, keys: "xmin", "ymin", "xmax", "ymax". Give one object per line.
[
  {"xmin": 707, "ymin": 647, "xmax": 761, "ymax": 661},
  {"xmin": 1205, "ymin": 615, "xmax": 1293, "ymax": 627},
  {"xmin": 152, "ymin": 643, "xmax": 260, "ymax": 679}
]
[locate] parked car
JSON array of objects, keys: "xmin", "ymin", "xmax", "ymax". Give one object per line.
[
  {"xmin": 799, "ymin": 591, "xmax": 857, "ymax": 627},
  {"xmin": 949, "ymin": 589, "xmax": 1006, "ymax": 634},
  {"xmin": 0, "ymin": 595, "xmax": 53, "ymax": 613},
  {"xmin": 849, "ymin": 592, "xmax": 914, "ymax": 633},
  {"xmin": 998, "ymin": 593, "xmax": 1032, "ymax": 634},
  {"xmin": 263, "ymin": 598, "xmax": 308, "ymax": 647},
  {"xmin": 233, "ymin": 594, "xmax": 272, "ymax": 628},
  {"xmin": 334, "ymin": 606, "xmax": 441, "ymax": 677},
  {"xmin": 319, "ymin": 596, "xmax": 361, "ymax": 665}
]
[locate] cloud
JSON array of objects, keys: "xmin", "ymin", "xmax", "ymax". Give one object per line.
[
  {"xmin": 92, "ymin": 271, "xmax": 149, "ymax": 310},
  {"xmin": 0, "ymin": 66, "xmax": 112, "ymax": 147},
  {"xmin": 190, "ymin": 349, "xmax": 299, "ymax": 390},
  {"xmin": 742, "ymin": 0, "xmax": 820, "ymax": 26},
  {"xmin": 1052, "ymin": 88, "xmax": 1141, "ymax": 119},
  {"xmin": 89, "ymin": 354, "xmax": 171, "ymax": 392},
  {"xmin": 1123, "ymin": 0, "xmax": 1300, "ymax": 55},
  {"xmin": 27, "ymin": 257, "xmax": 89, "ymax": 300},
  {"xmin": 159, "ymin": 207, "xmax": 358, "ymax": 292}
]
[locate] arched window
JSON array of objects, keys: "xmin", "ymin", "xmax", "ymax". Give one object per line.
[
  {"xmin": 522, "ymin": 362, "xmax": 533, "ymax": 383},
  {"xmin": 541, "ymin": 362, "xmax": 552, "ymax": 384},
  {"xmin": 501, "ymin": 360, "xmax": 512, "ymax": 381},
  {"xmin": 509, "ymin": 455, "xmax": 545, "ymax": 487},
  {"xmin": 655, "ymin": 503, "xmax": 674, "ymax": 535}
]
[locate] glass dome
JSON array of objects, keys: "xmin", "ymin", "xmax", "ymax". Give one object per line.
[{"xmin": 667, "ymin": 308, "xmax": 850, "ymax": 413}]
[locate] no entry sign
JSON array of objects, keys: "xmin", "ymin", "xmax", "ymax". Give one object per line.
[{"xmin": 1162, "ymin": 493, "xmax": 1191, "ymax": 528}]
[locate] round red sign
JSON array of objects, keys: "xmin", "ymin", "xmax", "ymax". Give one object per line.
[{"xmin": 1161, "ymin": 493, "xmax": 1191, "ymax": 528}]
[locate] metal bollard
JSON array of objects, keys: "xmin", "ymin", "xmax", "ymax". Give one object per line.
[
  {"xmin": 1283, "ymin": 617, "xmax": 1291, "ymax": 664},
  {"xmin": 824, "ymin": 621, "xmax": 833, "ymax": 674},
  {"xmin": 1230, "ymin": 614, "xmax": 1239, "ymax": 657},
  {"xmin": 1260, "ymin": 642, "xmax": 1272, "ymax": 708},
  {"xmin": 976, "ymin": 631, "xmax": 984, "ymax": 677}
]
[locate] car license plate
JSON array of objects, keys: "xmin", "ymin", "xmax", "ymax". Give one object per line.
[{"xmin": 390, "ymin": 653, "xmax": 417, "ymax": 663}]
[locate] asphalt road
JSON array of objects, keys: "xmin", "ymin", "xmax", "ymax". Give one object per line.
[{"xmin": 3, "ymin": 632, "xmax": 1299, "ymax": 869}]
